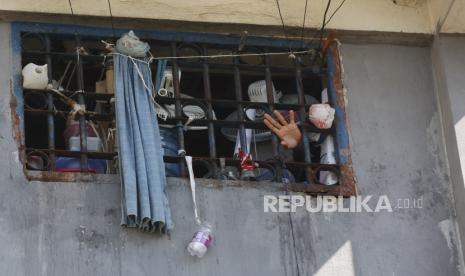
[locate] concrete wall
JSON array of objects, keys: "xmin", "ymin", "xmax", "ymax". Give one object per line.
[
  {"xmin": 2, "ymin": 0, "xmax": 465, "ymax": 34},
  {"xmin": 0, "ymin": 0, "xmax": 435, "ymax": 33},
  {"xmin": 431, "ymin": 35, "xmax": 465, "ymax": 269},
  {"xmin": 428, "ymin": 0, "xmax": 465, "ymax": 33},
  {"xmin": 0, "ymin": 21, "xmax": 463, "ymax": 275}
]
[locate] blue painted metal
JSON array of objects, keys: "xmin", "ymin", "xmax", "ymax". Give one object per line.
[
  {"xmin": 11, "ymin": 21, "xmax": 320, "ymax": 49},
  {"xmin": 10, "ymin": 21, "xmax": 352, "ymax": 173},
  {"xmin": 9, "ymin": 20, "xmax": 315, "ymax": 144},
  {"xmin": 11, "ymin": 23, "xmax": 25, "ymax": 145},
  {"xmin": 326, "ymin": 50, "xmax": 350, "ymax": 165},
  {"xmin": 9, "ymin": 21, "xmax": 318, "ymax": 148}
]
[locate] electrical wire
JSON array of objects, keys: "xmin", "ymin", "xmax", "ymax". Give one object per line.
[
  {"xmin": 306, "ymin": 0, "xmax": 347, "ymax": 46},
  {"xmin": 67, "ymin": 0, "xmax": 75, "ymax": 16},
  {"xmin": 101, "ymin": 0, "xmax": 347, "ymax": 61},
  {"xmin": 106, "ymin": 0, "xmax": 116, "ymax": 39},
  {"xmin": 300, "ymin": 0, "xmax": 309, "ymax": 49},
  {"xmin": 274, "ymin": 0, "xmax": 293, "ymax": 54},
  {"xmin": 317, "ymin": 0, "xmax": 332, "ymax": 49},
  {"xmin": 326, "ymin": 0, "xmax": 347, "ymax": 25},
  {"xmin": 66, "ymin": 0, "xmax": 78, "ymax": 34}
]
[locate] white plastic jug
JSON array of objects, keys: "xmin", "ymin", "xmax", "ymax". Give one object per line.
[{"xmin": 22, "ymin": 63, "xmax": 48, "ymax": 90}]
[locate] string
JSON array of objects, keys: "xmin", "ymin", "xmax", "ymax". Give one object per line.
[
  {"xmin": 109, "ymin": 49, "xmax": 312, "ymax": 62},
  {"xmin": 185, "ymin": 156, "xmax": 202, "ymax": 225},
  {"xmin": 121, "ymin": 55, "xmax": 168, "ymax": 119}
]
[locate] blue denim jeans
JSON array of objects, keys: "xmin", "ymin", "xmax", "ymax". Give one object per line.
[{"xmin": 159, "ymin": 127, "xmax": 181, "ymax": 177}]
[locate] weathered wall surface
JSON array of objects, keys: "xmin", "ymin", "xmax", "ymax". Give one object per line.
[
  {"xmin": 3, "ymin": 0, "xmax": 465, "ymax": 34},
  {"xmin": 431, "ymin": 35, "xmax": 465, "ymax": 267},
  {"xmin": 0, "ymin": 22, "xmax": 463, "ymax": 275},
  {"xmin": 0, "ymin": 0, "xmax": 434, "ymax": 34},
  {"xmin": 428, "ymin": 0, "xmax": 465, "ymax": 33}
]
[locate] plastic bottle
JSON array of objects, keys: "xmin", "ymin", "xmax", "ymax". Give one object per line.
[
  {"xmin": 22, "ymin": 63, "xmax": 48, "ymax": 90},
  {"xmin": 187, "ymin": 222, "xmax": 213, "ymax": 258}
]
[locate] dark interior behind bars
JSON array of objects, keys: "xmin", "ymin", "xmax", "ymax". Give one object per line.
[{"xmin": 20, "ymin": 31, "xmax": 341, "ymax": 184}]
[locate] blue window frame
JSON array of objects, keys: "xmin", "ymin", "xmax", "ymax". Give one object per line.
[{"xmin": 11, "ymin": 21, "xmax": 355, "ymax": 195}]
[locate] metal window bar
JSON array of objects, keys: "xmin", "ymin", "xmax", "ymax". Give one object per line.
[
  {"xmin": 44, "ymin": 34, "xmax": 55, "ymax": 171},
  {"xmin": 324, "ymin": 51, "xmax": 341, "ymax": 165},
  {"xmin": 264, "ymin": 54, "xmax": 282, "ymax": 181},
  {"xmin": 233, "ymin": 56, "xmax": 247, "ymax": 156},
  {"xmin": 14, "ymin": 23, "xmax": 356, "ymax": 194},
  {"xmin": 170, "ymin": 42, "xmax": 185, "ymax": 176},
  {"xmin": 75, "ymin": 35, "xmax": 89, "ymax": 172},
  {"xmin": 294, "ymin": 56, "xmax": 314, "ymax": 183},
  {"xmin": 20, "ymin": 30, "xmax": 342, "ymax": 186},
  {"xmin": 201, "ymin": 45, "xmax": 217, "ymax": 177}
]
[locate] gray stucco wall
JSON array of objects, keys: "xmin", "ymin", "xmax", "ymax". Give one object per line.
[
  {"xmin": 0, "ymin": 22, "xmax": 462, "ymax": 275},
  {"xmin": 431, "ymin": 35, "xmax": 465, "ymax": 269}
]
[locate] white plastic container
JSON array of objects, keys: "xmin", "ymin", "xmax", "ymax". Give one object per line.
[
  {"xmin": 187, "ymin": 223, "xmax": 213, "ymax": 258},
  {"xmin": 319, "ymin": 135, "xmax": 338, "ymax": 185},
  {"xmin": 68, "ymin": 136, "xmax": 102, "ymax": 152},
  {"xmin": 22, "ymin": 63, "xmax": 48, "ymax": 90}
]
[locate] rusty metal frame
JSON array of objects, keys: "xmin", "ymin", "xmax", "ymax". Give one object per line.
[
  {"xmin": 287, "ymin": 43, "xmax": 357, "ymax": 196},
  {"xmin": 11, "ymin": 22, "xmax": 356, "ymax": 196}
]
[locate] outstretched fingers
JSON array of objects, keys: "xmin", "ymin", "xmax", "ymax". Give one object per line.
[
  {"xmin": 264, "ymin": 113, "xmax": 282, "ymax": 129},
  {"xmin": 273, "ymin": 110, "xmax": 288, "ymax": 126},
  {"xmin": 264, "ymin": 118, "xmax": 279, "ymax": 134},
  {"xmin": 289, "ymin": 110, "xmax": 295, "ymax": 124}
]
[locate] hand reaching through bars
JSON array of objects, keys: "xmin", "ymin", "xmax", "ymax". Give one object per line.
[{"xmin": 264, "ymin": 110, "xmax": 302, "ymax": 150}]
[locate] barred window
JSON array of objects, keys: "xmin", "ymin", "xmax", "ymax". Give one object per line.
[{"xmin": 13, "ymin": 22, "xmax": 356, "ymax": 196}]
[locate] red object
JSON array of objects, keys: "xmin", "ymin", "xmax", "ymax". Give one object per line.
[
  {"xmin": 56, "ymin": 168, "xmax": 97, "ymax": 173},
  {"xmin": 238, "ymin": 149, "xmax": 257, "ymax": 175}
]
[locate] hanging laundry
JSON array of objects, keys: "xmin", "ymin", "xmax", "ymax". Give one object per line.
[{"xmin": 114, "ymin": 53, "xmax": 173, "ymax": 233}]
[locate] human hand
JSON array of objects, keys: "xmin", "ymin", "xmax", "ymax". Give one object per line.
[{"xmin": 264, "ymin": 110, "xmax": 302, "ymax": 149}]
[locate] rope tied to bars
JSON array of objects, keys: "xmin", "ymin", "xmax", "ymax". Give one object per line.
[
  {"xmin": 185, "ymin": 155, "xmax": 202, "ymax": 225},
  {"xmin": 48, "ymin": 88, "xmax": 87, "ymax": 120},
  {"xmin": 76, "ymin": 46, "xmax": 89, "ymax": 56},
  {"xmin": 117, "ymin": 53, "xmax": 168, "ymax": 120}
]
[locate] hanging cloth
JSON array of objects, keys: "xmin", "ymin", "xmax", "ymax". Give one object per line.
[{"xmin": 114, "ymin": 54, "xmax": 173, "ymax": 233}]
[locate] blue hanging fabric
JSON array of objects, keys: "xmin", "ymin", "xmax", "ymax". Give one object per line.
[
  {"xmin": 114, "ymin": 55, "xmax": 173, "ymax": 233},
  {"xmin": 154, "ymin": 59, "xmax": 167, "ymax": 92}
]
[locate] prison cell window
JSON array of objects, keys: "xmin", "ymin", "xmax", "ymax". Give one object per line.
[{"xmin": 14, "ymin": 23, "xmax": 356, "ymax": 196}]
